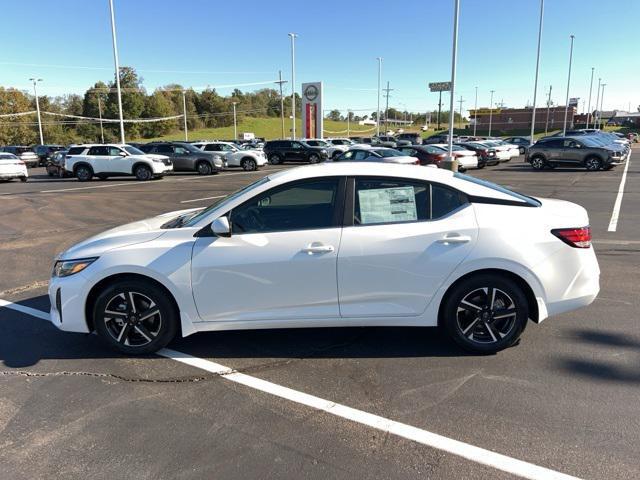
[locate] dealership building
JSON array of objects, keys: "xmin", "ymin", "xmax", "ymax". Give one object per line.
[{"xmin": 469, "ymin": 106, "xmax": 577, "ymax": 132}]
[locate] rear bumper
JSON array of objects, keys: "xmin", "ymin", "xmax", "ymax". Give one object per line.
[{"xmin": 0, "ymin": 167, "xmax": 28, "ymax": 179}]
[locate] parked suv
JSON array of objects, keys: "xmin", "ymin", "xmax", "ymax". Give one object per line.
[
  {"xmin": 65, "ymin": 144, "xmax": 173, "ymax": 181},
  {"xmin": 263, "ymin": 140, "xmax": 328, "ymax": 164},
  {"xmin": 526, "ymin": 137, "xmax": 626, "ymax": 171},
  {"xmin": 33, "ymin": 144, "xmax": 65, "ymax": 166},
  {"xmin": 191, "ymin": 141, "xmax": 267, "ymax": 171},
  {"xmin": 0, "ymin": 146, "xmax": 38, "ymax": 167},
  {"xmin": 140, "ymin": 142, "xmax": 224, "ymax": 175},
  {"xmin": 395, "ymin": 132, "xmax": 423, "ymax": 145}
]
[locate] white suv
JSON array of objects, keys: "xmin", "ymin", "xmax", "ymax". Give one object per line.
[
  {"xmin": 192, "ymin": 141, "xmax": 267, "ymax": 171},
  {"xmin": 65, "ymin": 144, "xmax": 173, "ymax": 181}
]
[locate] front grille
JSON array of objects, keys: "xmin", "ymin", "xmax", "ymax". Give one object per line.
[{"xmin": 163, "ymin": 159, "xmax": 172, "ymax": 165}]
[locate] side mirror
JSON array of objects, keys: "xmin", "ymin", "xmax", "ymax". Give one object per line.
[
  {"xmin": 119, "ymin": 151, "xmax": 127, "ymax": 156},
  {"xmin": 211, "ymin": 216, "xmax": 231, "ymax": 237}
]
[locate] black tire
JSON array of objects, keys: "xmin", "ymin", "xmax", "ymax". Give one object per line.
[
  {"xmin": 442, "ymin": 274, "xmax": 528, "ymax": 354},
  {"xmin": 134, "ymin": 164, "xmax": 153, "ymax": 181},
  {"xmin": 97, "ymin": 174, "xmax": 109, "ymax": 181},
  {"xmin": 196, "ymin": 161, "xmax": 212, "ymax": 175},
  {"xmin": 20, "ymin": 176, "xmax": 28, "ymax": 183},
  {"xmin": 308, "ymin": 153, "xmax": 321, "ymax": 164},
  {"xmin": 93, "ymin": 279, "xmax": 178, "ymax": 355},
  {"xmin": 585, "ymin": 156, "xmax": 602, "ymax": 171},
  {"xmin": 530, "ymin": 156, "xmax": 545, "ymax": 170},
  {"xmin": 75, "ymin": 165, "xmax": 93, "ymax": 182},
  {"xmin": 241, "ymin": 158, "xmax": 257, "ymax": 171},
  {"xmin": 268, "ymin": 153, "xmax": 282, "ymax": 165}
]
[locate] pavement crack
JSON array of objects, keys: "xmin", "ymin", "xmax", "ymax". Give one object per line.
[{"xmin": 0, "ymin": 370, "xmax": 213, "ymax": 384}]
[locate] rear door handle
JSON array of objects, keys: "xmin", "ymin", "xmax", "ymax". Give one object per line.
[
  {"xmin": 302, "ymin": 242, "xmax": 335, "ymax": 254},
  {"xmin": 437, "ymin": 233, "xmax": 471, "ymax": 245}
]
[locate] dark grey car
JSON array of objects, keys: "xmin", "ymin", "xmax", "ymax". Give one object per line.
[
  {"xmin": 141, "ymin": 142, "xmax": 224, "ymax": 175},
  {"xmin": 525, "ymin": 136, "xmax": 626, "ymax": 171}
]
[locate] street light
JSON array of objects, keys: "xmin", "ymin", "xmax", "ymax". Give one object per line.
[
  {"xmin": 108, "ymin": 0, "xmax": 125, "ymax": 144},
  {"xmin": 444, "ymin": 0, "xmax": 460, "ymax": 171},
  {"xmin": 585, "ymin": 67, "xmax": 594, "ymax": 129},
  {"xmin": 488, "ymin": 90, "xmax": 495, "ymax": 137},
  {"xmin": 529, "ymin": 0, "xmax": 544, "ymax": 145},
  {"xmin": 182, "ymin": 90, "xmax": 188, "ymax": 141},
  {"xmin": 473, "ymin": 86, "xmax": 478, "ymax": 136},
  {"xmin": 288, "ymin": 33, "xmax": 298, "ymax": 140},
  {"xmin": 599, "ymin": 83, "xmax": 606, "ymax": 129},
  {"xmin": 97, "ymin": 93, "xmax": 105, "ymax": 143},
  {"xmin": 232, "ymin": 102, "xmax": 238, "ymax": 140},
  {"xmin": 562, "ymin": 35, "xmax": 575, "ymax": 137},
  {"xmin": 29, "ymin": 78, "xmax": 44, "ymax": 145},
  {"xmin": 376, "ymin": 57, "xmax": 382, "ymax": 136}
]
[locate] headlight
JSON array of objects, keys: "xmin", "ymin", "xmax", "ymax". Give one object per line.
[
  {"xmin": 152, "ymin": 158, "xmax": 163, "ymax": 163},
  {"xmin": 53, "ymin": 257, "xmax": 98, "ymax": 277}
]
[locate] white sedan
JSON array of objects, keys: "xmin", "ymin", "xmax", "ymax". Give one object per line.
[
  {"xmin": 430, "ymin": 144, "xmax": 479, "ymax": 171},
  {"xmin": 0, "ymin": 153, "xmax": 28, "ymax": 182},
  {"xmin": 48, "ymin": 163, "xmax": 599, "ymax": 355},
  {"xmin": 193, "ymin": 141, "xmax": 267, "ymax": 171}
]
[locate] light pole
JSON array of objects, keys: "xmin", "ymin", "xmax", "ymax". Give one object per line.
[
  {"xmin": 347, "ymin": 109, "xmax": 350, "ymax": 136},
  {"xmin": 488, "ymin": 90, "xmax": 495, "ymax": 137},
  {"xmin": 585, "ymin": 67, "xmax": 594, "ymax": 129},
  {"xmin": 29, "ymin": 78, "xmax": 44, "ymax": 145},
  {"xmin": 108, "ymin": 0, "xmax": 125, "ymax": 144},
  {"xmin": 97, "ymin": 93, "xmax": 105, "ymax": 143},
  {"xmin": 182, "ymin": 90, "xmax": 188, "ymax": 141},
  {"xmin": 473, "ymin": 86, "xmax": 478, "ymax": 136},
  {"xmin": 232, "ymin": 102, "xmax": 238, "ymax": 140},
  {"xmin": 544, "ymin": 85, "xmax": 552, "ymax": 134},
  {"xmin": 458, "ymin": 95, "xmax": 464, "ymax": 130},
  {"xmin": 529, "ymin": 0, "xmax": 544, "ymax": 145},
  {"xmin": 376, "ymin": 57, "xmax": 382, "ymax": 136},
  {"xmin": 594, "ymin": 78, "xmax": 601, "ymax": 129},
  {"xmin": 599, "ymin": 83, "xmax": 606, "ymax": 130},
  {"xmin": 275, "ymin": 70, "xmax": 287, "ymax": 138},
  {"xmin": 562, "ymin": 35, "xmax": 575, "ymax": 137},
  {"xmin": 445, "ymin": 0, "xmax": 460, "ymax": 170},
  {"xmin": 288, "ymin": 33, "xmax": 297, "ymax": 139}
]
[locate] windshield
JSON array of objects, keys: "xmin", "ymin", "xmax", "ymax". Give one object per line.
[
  {"xmin": 183, "ymin": 176, "xmax": 271, "ymax": 227},
  {"xmin": 454, "ymin": 173, "xmax": 541, "ymax": 206},
  {"xmin": 377, "ymin": 149, "xmax": 403, "ymax": 158},
  {"xmin": 178, "ymin": 143, "xmax": 202, "ymax": 153},
  {"xmin": 0, "ymin": 153, "xmax": 18, "ymax": 160},
  {"xmin": 124, "ymin": 146, "xmax": 145, "ymax": 155}
]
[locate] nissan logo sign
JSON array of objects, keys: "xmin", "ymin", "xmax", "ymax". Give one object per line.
[{"xmin": 304, "ymin": 84, "xmax": 319, "ymax": 101}]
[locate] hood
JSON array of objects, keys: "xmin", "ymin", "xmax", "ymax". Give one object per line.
[
  {"xmin": 144, "ymin": 153, "xmax": 170, "ymax": 161},
  {"xmin": 59, "ymin": 207, "xmax": 201, "ymax": 260}
]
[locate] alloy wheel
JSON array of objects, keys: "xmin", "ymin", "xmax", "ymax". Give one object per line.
[
  {"xmin": 585, "ymin": 157, "xmax": 601, "ymax": 171},
  {"xmin": 531, "ymin": 157, "xmax": 545, "ymax": 170},
  {"xmin": 242, "ymin": 159, "xmax": 257, "ymax": 171},
  {"xmin": 455, "ymin": 287, "xmax": 518, "ymax": 345},
  {"xmin": 102, "ymin": 291, "xmax": 162, "ymax": 347}
]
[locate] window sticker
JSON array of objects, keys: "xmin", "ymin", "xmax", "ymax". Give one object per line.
[{"xmin": 358, "ymin": 186, "xmax": 417, "ymax": 224}]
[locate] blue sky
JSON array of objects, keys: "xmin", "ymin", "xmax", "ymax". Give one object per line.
[{"xmin": 1, "ymin": 0, "xmax": 638, "ymax": 116}]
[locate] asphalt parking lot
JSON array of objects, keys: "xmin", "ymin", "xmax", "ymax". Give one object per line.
[{"xmin": 1, "ymin": 150, "xmax": 638, "ymax": 480}]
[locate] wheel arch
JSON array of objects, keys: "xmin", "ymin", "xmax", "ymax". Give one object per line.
[
  {"xmin": 72, "ymin": 161, "xmax": 93, "ymax": 173},
  {"xmin": 131, "ymin": 161, "xmax": 152, "ymax": 175},
  {"xmin": 437, "ymin": 268, "xmax": 540, "ymax": 327}
]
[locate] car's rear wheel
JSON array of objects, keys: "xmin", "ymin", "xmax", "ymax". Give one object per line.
[
  {"xmin": 268, "ymin": 153, "xmax": 282, "ymax": 165},
  {"xmin": 93, "ymin": 280, "xmax": 178, "ymax": 355},
  {"xmin": 241, "ymin": 158, "xmax": 257, "ymax": 171},
  {"xmin": 20, "ymin": 176, "xmax": 27, "ymax": 183},
  {"xmin": 585, "ymin": 156, "xmax": 602, "ymax": 171},
  {"xmin": 134, "ymin": 165, "xmax": 152, "ymax": 181},
  {"xmin": 196, "ymin": 161, "xmax": 212, "ymax": 175},
  {"xmin": 75, "ymin": 165, "xmax": 93, "ymax": 182},
  {"xmin": 442, "ymin": 274, "xmax": 528, "ymax": 354},
  {"xmin": 530, "ymin": 156, "xmax": 545, "ymax": 170}
]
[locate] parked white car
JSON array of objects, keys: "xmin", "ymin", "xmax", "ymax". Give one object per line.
[
  {"xmin": 65, "ymin": 144, "xmax": 172, "ymax": 181},
  {"xmin": 0, "ymin": 146, "xmax": 39, "ymax": 168},
  {"xmin": 49, "ymin": 163, "xmax": 599, "ymax": 355},
  {"xmin": 193, "ymin": 141, "xmax": 267, "ymax": 171},
  {"xmin": 482, "ymin": 140, "xmax": 519, "ymax": 161},
  {"xmin": 334, "ymin": 147, "xmax": 419, "ymax": 164},
  {"xmin": 430, "ymin": 144, "xmax": 479, "ymax": 171},
  {"xmin": 305, "ymin": 139, "xmax": 349, "ymax": 159},
  {"xmin": 0, "ymin": 153, "xmax": 28, "ymax": 182}
]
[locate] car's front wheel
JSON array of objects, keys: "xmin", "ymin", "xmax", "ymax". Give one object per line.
[
  {"xmin": 134, "ymin": 165, "xmax": 153, "ymax": 181},
  {"xmin": 196, "ymin": 161, "xmax": 213, "ymax": 175},
  {"xmin": 93, "ymin": 280, "xmax": 178, "ymax": 355},
  {"xmin": 442, "ymin": 274, "xmax": 528, "ymax": 354},
  {"xmin": 530, "ymin": 156, "xmax": 545, "ymax": 170},
  {"xmin": 585, "ymin": 156, "xmax": 602, "ymax": 171},
  {"xmin": 241, "ymin": 158, "xmax": 257, "ymax": 171}
]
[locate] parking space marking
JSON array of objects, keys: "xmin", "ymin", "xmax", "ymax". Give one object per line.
[
  {"xmin": 40, "ymin": 182, "xmax": 141, "ymax": 193},
  {"xmin": 1, "ymin": 299, "xmax": 581, "ymax": 480},
  {"xmin": 607, "ymin": 156, "xmax": 631, "ymax": 232},
  {"xmin": 180, "ymin": 195, "xmax": 226, "ymax": 204}
]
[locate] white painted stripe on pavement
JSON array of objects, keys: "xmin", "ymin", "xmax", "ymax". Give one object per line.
[
  {"xmin": 41, "ymin": 182, "xmax": 142, "ymax": 193},
  {"xmin": 2, "ymin": 300, "xmax": 583, "ymax": 480},
  {"xmin": 607, "ymin": 156, "xmax": 631, "ymax": 232},
  {"xmin": 180, "ymin": 195, "xmax": 226, "ymax": 204},
  {"xmin": 0, "ymin": 298, "xmax": 51, "ymax": 320}
]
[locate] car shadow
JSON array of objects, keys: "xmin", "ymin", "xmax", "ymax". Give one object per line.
[
  {"xmin": 1, "ymin": 294, "xmax": 473, "ymax": 368},
  {"xmin": 554, "ymin": 328, "xmax": 640, "ymax": 384}
]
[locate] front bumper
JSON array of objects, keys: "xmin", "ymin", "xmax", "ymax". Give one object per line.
[
  {"xmin": 48, "ymin": 272, "xmax": 92, "ymax": 333},
  {"xmin": 152, "ymin": 163, "xmax": 173, "ymax": 175}
]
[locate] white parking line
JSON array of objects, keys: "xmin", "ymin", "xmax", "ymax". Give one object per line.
[
  {"xmin": 180, "ymin": 195, "xmax": 226, "ymax": 204},
  {"xmin": 607, "ymin": 155, "xmax": 631, "ymax": 232},
  {"xmin": 40, "ymin": 182, "xmax": 139, "ymax": 193},
  {"xmin": 0, "ymin": 298, "xmax": 581, "ymax": 480}
]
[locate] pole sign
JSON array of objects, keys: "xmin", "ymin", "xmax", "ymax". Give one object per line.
[
  {"xmin": 301, "ymin": 82, "xmax": 323, "ymax": 139},
  {"xmin": 429, "ymin": 82, "xmax": 452, "ymax": 92},
  {"xmin": 569, "ymin": 97, "xmax": 579, "ymax": 108}
]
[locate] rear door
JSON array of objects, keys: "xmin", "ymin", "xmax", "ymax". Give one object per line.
[{"xmin": 337, "ymin": 176, "xmax": 478, "ymax": 317}]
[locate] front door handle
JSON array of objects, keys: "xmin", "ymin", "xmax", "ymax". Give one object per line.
[
  {"xmin": 437, "ymin": 233, "xmax": 471, "ymax": 245},
  {"xmin": 302, "ymin": 242, "xmax": 335, "ymax": 254}
]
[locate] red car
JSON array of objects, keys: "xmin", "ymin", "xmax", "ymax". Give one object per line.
[{"xmin": 397, "ymin": 145, "xmax": 449, "ymax": 166}]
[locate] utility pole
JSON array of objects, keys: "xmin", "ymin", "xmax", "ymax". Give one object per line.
[
  {"xmin": 275, "ymin": 70, "xmax": 288, "ymax": 138},
  {"xmin": 347, "ymin": 109, "xmax": 350, "ymax": 136},
  {"xmin": 586, "ymin": 67, "xmax": 594, "ymax": 129},
  {"xmin": 594, "ymin": 78, "xmax": 601, "ymax": 130},
  {"xmin": 488, "ymin": 90, "xmax": 495, "ymax": 137},
  {"xmin": 545, "ymin": 85, "xmax": 552, "ymax": 135},
  {"xmin": 562, "ymin": 34, "xmax": 575, "ymax": 136},
  {"xmin": 444, "ymin": 0, "xmax": 460, "ymax": 171},
  {"xmin": 288, "ymin": 33, "xmax": 298, "ymax": 139},
  {"xmin": 529, "ymin": 0, "xmax": 544, "ymax": 145},
  {"xmin": 29, "ymin": 78, "xmax": 44, "ymax": 145},
  {"xmin": 97, "ymin": 93, "xmax": 105, "ymax": 143},
  {"xmin": 108, "ymin": 0, "xmax": 125, "ymax": 144},
  {"xmin": 473, "ymin": 86, "xmax": 478, "ymax": 136},
  {"xmin": 599, "ymin": 83, "xmax": 606, "ymax": 130},
  {"xmin": 457, "ymin": 95, "xmax": 465, "ymax": 130},
  {"xmin": 182, "ymin": 90, "xmax": 188, "ymax": 141},
  {"xmin": 376, "ymin": 57, "xmax": 382, "ymax": 136},
  {"xmin": 232, "ymin": 102, "xmax": 238, "ymax": 140},
  {"xmin": 383, "ymin": 81, "xmax": 393, "ymax": 134}
]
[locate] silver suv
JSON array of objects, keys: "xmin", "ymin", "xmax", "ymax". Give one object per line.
[{"xmin": 526, "ymin": 136, "xmax": 626, "ymax": 171}]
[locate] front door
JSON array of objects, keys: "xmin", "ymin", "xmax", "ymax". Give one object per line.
[
  {"xmin": 191, "ymin": 177, "xmax": 344, "ymax": 322},
  {"xmin": 286, "ymin": 142, "xmax": 305, "ymax": 162},
  {"xmin": 338, "ymin": 177, "xmax": 478, "ymax": 317}
]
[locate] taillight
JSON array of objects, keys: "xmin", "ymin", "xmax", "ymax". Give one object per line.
[{"xmin": 551, "ymin": 227, "xmax": 591, "ymax": 248}]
